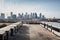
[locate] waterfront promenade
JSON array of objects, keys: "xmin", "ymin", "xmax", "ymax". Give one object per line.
[{"xmin": 9, "ymin": 24, "xmax": 60, "ymax": 40}]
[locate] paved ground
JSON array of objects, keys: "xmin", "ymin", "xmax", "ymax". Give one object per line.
[{"xmin": 9, "ymin": 24, "xmax": 60, "ymax": 40}]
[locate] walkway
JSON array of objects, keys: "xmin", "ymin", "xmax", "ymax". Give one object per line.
[{"xmin": 9, "ymin": 24, "xmax": 60, "ymax": 40}]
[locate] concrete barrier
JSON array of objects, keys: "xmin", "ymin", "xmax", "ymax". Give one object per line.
[{"xmin": 0, "ymin": 22, "xmax": 22, "ymax": 40}]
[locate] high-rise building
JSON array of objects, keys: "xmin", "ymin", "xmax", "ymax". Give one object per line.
[
  {"xmin": 18, "ymin": 13, "xmax": 22, "ymax": 19},
  {"xmin": 10, "ymin": 12, "xmax": 13, "ymax": 19},
  {"xmin": 24, "ymin": 12, "xmax": 29, "ymax": 19},
  {"xmin": 1, "ymin": 13, "xmax": 5, "ymax": 19},
  {"xmin": 39, "ymin": 13, "xmax": 42, "ymax": 19},
  {"xmin": 32, "ymin": 13, "xmax": 35, "ymax": 18},
  {"xmin": 21, "ymin": 13, "xmax": 24, "ymax": 18},
  {"xmin": 10, "ymin": 12, "xmax": 17, "ymax": 19},
  {"xmin": 22, "ymin": 13, "xmax": 23, "ymax": 16},
  {"xmin": 31, "ymin": 13, "xmax": 33, "ymax": 18},
  {"xmin": 35, "ymin": 12, "xmax": 37, "ymax": 18},
  {"xmin": 42, "ymin": 15, "xmax": 45, "ymax": 19},
  {"xmin": 11, "ymin": 12, "xmax": 13, "ymax": 16},
  {"xmin": 7, "ymin": 16, "xmax": 11, "ymax": 19},
  {"xmin": 12, "ymin": 14, "xmax": 16, "ymax": 19}
]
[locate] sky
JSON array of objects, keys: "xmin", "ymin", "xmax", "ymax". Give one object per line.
[{"xmin": 0, "ymin": 0, "xmax": 60, "ymax": 18}]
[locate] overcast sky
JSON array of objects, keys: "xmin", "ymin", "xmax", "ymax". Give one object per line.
[{"xmin": 0, "ymin": 0, "xmax": 60, "ymax": 18}]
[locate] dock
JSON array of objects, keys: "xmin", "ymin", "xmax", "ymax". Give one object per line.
[
  {"xmin": 9, "ymin": 24, "xmax": 60, "ymax": 40},
  {"xmin": 0, "ymin": 21, "xmax": 60, "ymax": 40}
]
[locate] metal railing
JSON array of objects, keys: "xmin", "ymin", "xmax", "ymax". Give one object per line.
[{"xmin": 40, "ymin": 22, "xmax": 60, "ymax": 37}]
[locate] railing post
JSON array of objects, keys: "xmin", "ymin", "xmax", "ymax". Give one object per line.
[
  {"xmin": 44, "ymin": 23, "xmax": 45, "ymax": 28},
  {"xmin": 0, "ymin": 34, "xmax": 4, "ymax": 40},
  {"xmin": 51, "ymin": 25, "xmax": 52, "ymax": 32},
  {"xmin": 18, "ymin": 25, "xmax": 20, "ymax": 30},
  {"xmin": 16, "ymin": 25, "xmax": 18, "ymax": 32},
  {"xmin": 14, "ymin": 27, "xmax": 17, "ymax": 34},
  {"xmin": 10, "ymin": 28, "xmax": 14, "ymax": 36},
  {"xmin": 59, "ymin": 29, "xmax": 60, "ymax": 32},
  {"xmin": 47, "ymin": 24, "xmax": 48, "ymax": 30},
  {"xmin": 4, "ymin": 31, "xmax": 9, "ymax": 40}
]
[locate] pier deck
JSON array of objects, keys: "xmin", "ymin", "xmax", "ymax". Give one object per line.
[{"xmin": 9, "ymin": 24, "xmax": 60, "ymax": 40}]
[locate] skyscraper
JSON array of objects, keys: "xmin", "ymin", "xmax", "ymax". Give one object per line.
[
  {"xmin": 24, "ymin": 12, "xmax": 29, "ymax": 19},
  {"xmin": 32, "ymin": 13, "xmax": 35, "ymax": 18},
  {"xmin": 21, "ymin": 13, "xmax": 24, "ymax": 18},
  {"xmin": 1, "ymin": 13, "xmax": 5, "ymax": 19},
  {"xmin": 10, "ymin": 12, "xmax": 13, "ymax": 19},
  {"xmin": 10, "ymin": 12, "xmax": 16, "ymax": 19},
  {"xmin": 12, "ymin": 14, "xmax": 16, "ymax": 19},
  {"xmin": 11, "ymin": 12, "xmax": 13, "ymax": 17},
  {"xmin": 42, "ymin": 15, "xmax": 45, "ymax": 19},
  {"xmin": 31, "ymin": 13, "xmax": 33, "ymax": 18},
  {"xmin": 18, "ymin": 13, "xmax": 22, "ymax": 19},
  {"xmin": 35, "ymin": 12, "xmax": 37, "ymax": 18},
  {"xmin": 39, "ymin": 13, "xmax": 42, "ymax": 19}
]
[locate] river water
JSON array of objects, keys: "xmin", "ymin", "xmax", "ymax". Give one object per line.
[{"xmin": 41, "ymin": 21, "xmax": 60, "ymax": 29}]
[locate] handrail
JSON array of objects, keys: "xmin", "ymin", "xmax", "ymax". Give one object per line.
[
  {"xmin": 40, "ymin": 22, "xmax": 60, "ymax": 37},
  {"xmin": 41, "ymin": 22, "xmax": 60, "ymax": 30}
]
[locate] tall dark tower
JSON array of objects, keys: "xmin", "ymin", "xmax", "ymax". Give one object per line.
[
  {"xmin": 42, "ymin": 15, "xmax": 45, "ymax": 19},
  {"xmin": 21, "ymin": 13, "xmax": 24, "ymax": 18},
  {"xmin": 18, "ymin": 13, "xmax": 20, "ymax": 17},
  {"xmin": 1, "ymin": 13, "xmax": 5, "ymax": 19},
  {"xmin": 22, "ymin": 13, "xmax": 23, "ymax": 16},
  {"xmin": 18, "ymin": 13, "xmax": 22, "ymax": 18},
  {"xmin": 26, "ymin": 12, "xmax": 28, "ymax": 15},
  {"xmin": 11, "ymin": 12, "xmax": 13, "ymax": 17},
  {"xmin": 35, "ymin": 12, "xmax": 37, "ymax": 18},
  {"xmin": 40, "ymin": 13, "xmax": 42, "ymax": 19}
]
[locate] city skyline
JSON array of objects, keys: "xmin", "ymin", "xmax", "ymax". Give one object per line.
[
  {"xmin": 0, "ymin": 12, "xmax": 45, "ymax": 19},
  {"xmin": 0, "ymin": 0, "xmax": 60, "ymax": 18}
]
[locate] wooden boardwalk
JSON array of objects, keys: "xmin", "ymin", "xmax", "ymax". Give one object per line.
[{"xmin": 9, "ymin": 24, "xmax": 60, "ymax": 40}]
